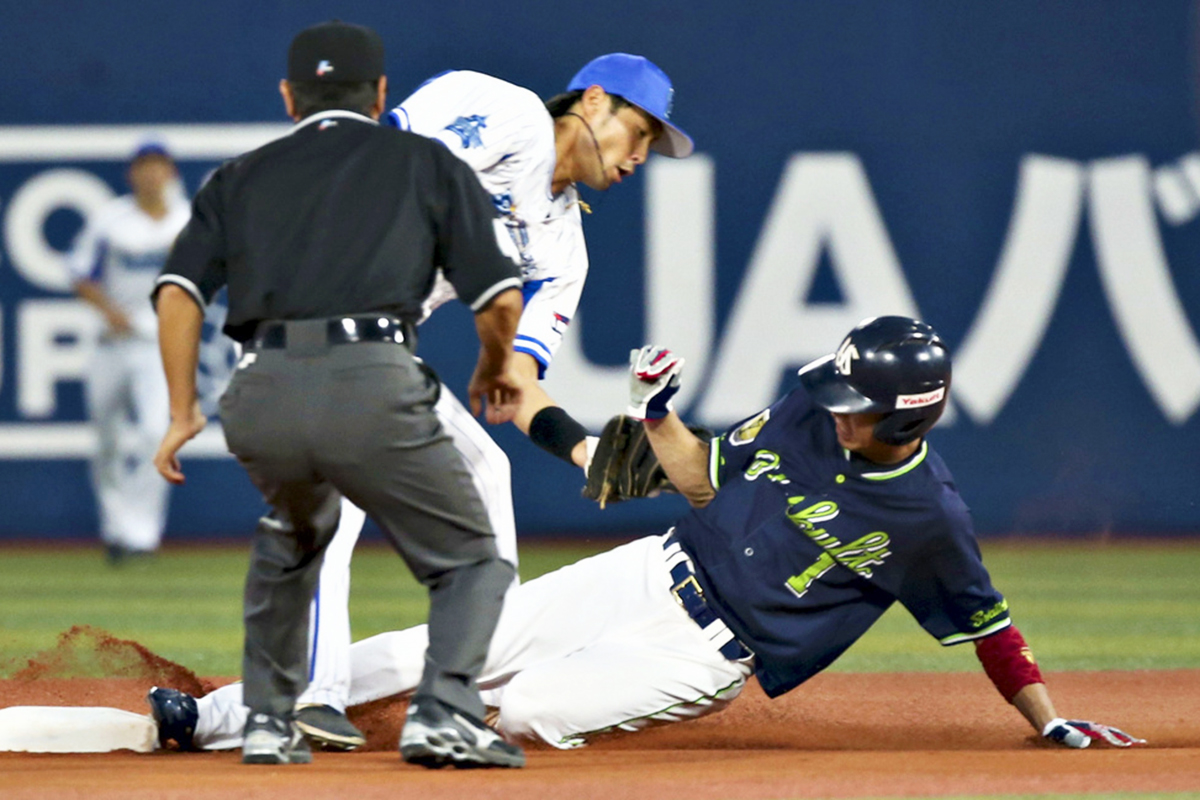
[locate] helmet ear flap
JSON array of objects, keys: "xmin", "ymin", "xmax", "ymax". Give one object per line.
[{"xmin": 873, "ymin": 402, "xmax": 948, "ymax": 446}]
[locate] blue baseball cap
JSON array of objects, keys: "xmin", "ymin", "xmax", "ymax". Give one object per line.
[
  {"xmin": 130, "ymin": 141, "xmax": 172, "ymax": 163},
  {"xmin": 566, "ymin": 53, "xmax": 693, "ymax": 158}
]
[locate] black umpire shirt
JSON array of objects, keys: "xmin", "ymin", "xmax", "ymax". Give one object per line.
[{"xmin": 156, "ymin": 109, "xmax": 521, "ymax": 341}]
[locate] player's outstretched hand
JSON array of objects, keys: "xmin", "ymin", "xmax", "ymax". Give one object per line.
[
  {"xmin": 154, "ymin": 399, "xmax": 207, "ymax": 485},
  {"xmin": 1042, "ymin": 718, "xmax": 1145, "ymax": 748},
  {"xmin": 628, "ymin": 345, "xmax": 684, "ymax": 420}
]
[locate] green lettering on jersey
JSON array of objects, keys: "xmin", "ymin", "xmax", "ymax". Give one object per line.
[
  {"xmin": 783, "ymin": 498, "xmax": 893, "ymax": 597},
  {"xmin": 785, "ymin": 552, "xmax": 837, "ymax": 596},
  {"xmin": 785, "ymin": 498, "xmax": 840, "ymax": 529},
  {"xmin": 745, "ymin": 450, "xmax": 782, "ymax": 480},
  {"xmin": 829, "ymin": 532, "xmax": 891, "ymax": 577},
  {"xmin": 970, "ymin": 598, "xmax": 1009, "ymax": 628}
]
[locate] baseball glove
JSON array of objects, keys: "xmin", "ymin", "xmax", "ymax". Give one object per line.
[{"xmin": 582, "ymin": 414, "xmax": 712, "ymax": 508}]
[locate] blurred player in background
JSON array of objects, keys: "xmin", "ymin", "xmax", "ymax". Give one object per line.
[
  {"xmin": 67, "ymin": 143, "xmax": 190, "ymax": 564},
  {"xmin": 266, "ymin": 53, "xmax": 695, "ymax": 750}
]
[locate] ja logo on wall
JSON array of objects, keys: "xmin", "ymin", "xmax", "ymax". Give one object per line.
[
  {"xmin": 543, "ymin": 153, "xmax": 1200, "ymax": 428},
  {"xmin": 0, "ymin": 124, "xmax": 285, "ymax": 458}
]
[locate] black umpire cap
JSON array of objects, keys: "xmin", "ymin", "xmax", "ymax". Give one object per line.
[{"xmin": 288, "ymin": 21, "xmax": 385, "ymax": 82}]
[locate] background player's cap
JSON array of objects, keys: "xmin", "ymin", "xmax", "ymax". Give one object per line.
[
  {"xmin": 288, "ymin": 20, "xmax": 384, "ymax": 83},
  {"xmin": 130, "ymin": 141, "xmax": 171, "ymax": 164},
  {"xmin": 567, "ymin": 53, "xmax": 693, "ymax": 158}
]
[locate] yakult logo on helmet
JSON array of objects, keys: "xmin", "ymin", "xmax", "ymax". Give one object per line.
[
  {"xmin": 834, "ymin": 338, "xmax": 859, "ymax": 375},
  {"xmin": 316, "ymin": 60, "xmax": 334, "ymax": 76},
  {"xmin": 895, "ymin": 387, "xmax": 946, "ymax": 409}
]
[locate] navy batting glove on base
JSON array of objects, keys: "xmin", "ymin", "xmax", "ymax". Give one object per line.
[{"xmin": 1042, "ymin": 718, "xmax": 1145, "ymax": 748}]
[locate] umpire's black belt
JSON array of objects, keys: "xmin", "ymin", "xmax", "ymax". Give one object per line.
[
  {"xmin": 248, "ymin": 316, "xmax": 415, "ymax": 351},
  {"xmin": 663, "ymin": 533, "xmax": 753, "ymax": 662}
]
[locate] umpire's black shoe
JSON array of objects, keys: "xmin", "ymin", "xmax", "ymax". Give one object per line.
[
  {"xmin": 295, "ymin": 703, "xmax": 366, "ymax": 751},
  {"xmin": 147, "ymin": 686, "xmax": 199, "ymax": 751},
  {"xmin": 399, "ymin": 698, "xmax": 525, "ymax": 769},
  {"xmin": 242, "ymin": 712, "xmax": 313, "ymax": 765}
]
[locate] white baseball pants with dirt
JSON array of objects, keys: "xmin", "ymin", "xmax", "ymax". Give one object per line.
[
  {"xmin": 191, "ymin": 532, "xmax": 752, "ymax": 749},
  {"xmin": 295, "ymin": 384, "xmax": 517, "ymax": 711}
]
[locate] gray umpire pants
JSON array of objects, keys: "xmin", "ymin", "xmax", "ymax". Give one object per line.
[{"xmin": 219, "ymin": 319, "xmax": 513, "ymax": 723}]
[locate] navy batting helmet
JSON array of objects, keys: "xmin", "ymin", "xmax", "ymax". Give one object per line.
[{"xmin": 798, "ymin": 316, "xmax": 951, "ymax": 446}]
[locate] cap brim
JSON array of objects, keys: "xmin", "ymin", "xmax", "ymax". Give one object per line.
[
  {"xmin": 650, "ymin": 120, "xmax": 693, "ymax": 158},
  {"xmin": 797, "ymin": 355, "xmax": 885, "ymax": 414}
]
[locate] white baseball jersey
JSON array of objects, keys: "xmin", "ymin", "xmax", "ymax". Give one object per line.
[
  {"xmin": 66, "ymin": 194, "xmax": 191, "ymax": 340},
  {"xmin": 389, "ymin": 70, "xmax": 589, "ymax": 377}
]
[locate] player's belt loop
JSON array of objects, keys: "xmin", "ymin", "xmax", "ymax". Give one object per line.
[{"xmin": 663, "ymin": 534, "xmax": 753, "ymax": 662}]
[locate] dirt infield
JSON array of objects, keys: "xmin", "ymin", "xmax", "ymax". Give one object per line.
[{"xmin": 2, "ymin": 667, "xmax": 1198, "ymax": 799}]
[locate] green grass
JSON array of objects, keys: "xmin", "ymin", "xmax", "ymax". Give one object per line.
[
  {"xmin": 1, "ymin": 538, "xmax": 1197, "ymax": 678},
  {"xmin": 0, "ymin": 539, "xmax": 611, "ymax": 676},
  {"xmin": 829, "ymin": 540, "xmax": 1200, "ymax": 672}
]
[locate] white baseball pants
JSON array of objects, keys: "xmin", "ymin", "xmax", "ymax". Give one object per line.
[
  {"xmin": 86, "ymin": 339, "xmax": 171, "ymax": 552},
  {"xmin": 192, "ymin": 533, "xmax": 751, "ymax": 749},
  {"xmin": 296, "ymin": 384, "xmax": 518, "ymax": 711}
]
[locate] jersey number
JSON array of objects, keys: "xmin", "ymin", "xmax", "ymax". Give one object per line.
[{"xmin": 785, "ymin": 531, "xmax": 891, "ymax": 598}]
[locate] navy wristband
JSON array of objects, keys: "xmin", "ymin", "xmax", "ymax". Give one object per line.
[{"xmin": 529, "ymin": 406, "xmax": 589, "ymax": 465}]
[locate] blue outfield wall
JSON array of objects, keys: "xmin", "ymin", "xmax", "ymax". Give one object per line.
[{"xmin": 0, "ymin": 1, "xmax": 1198, "ymax": 538}]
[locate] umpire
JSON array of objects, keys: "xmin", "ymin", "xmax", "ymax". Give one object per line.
[{"xmin": 152, "ymin": 21, "xmax": 526, "ymax": 768}]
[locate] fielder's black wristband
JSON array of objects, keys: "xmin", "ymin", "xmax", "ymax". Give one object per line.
[{"xmin": 529, "ymin": 406, "xmax": 589, "ymax": 465}]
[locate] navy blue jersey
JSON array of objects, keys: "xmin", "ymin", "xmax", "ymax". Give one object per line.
[{"xmin": 675, "ymin": 386, "xmax": 1010, "ymax": 698}]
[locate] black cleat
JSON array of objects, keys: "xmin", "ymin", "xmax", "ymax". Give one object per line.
[
  {"xmin": 399, "ymin": 698, "xmax": 524, "ymax": 769},
  {"xmin": 106, "ymin": 544, "xmax": 156, "ymax": 566},
  {"xmin": 295, "ymin": 703, "xmax": 366, "ymax": 751},
  {"xmin": 147, "ymin": 686, "xmax": 199, "ymax": 751}
]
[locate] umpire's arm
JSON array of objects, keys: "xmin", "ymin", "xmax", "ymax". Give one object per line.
[
  {"xmin": 149, "ymin": 168, "xmax": 227, "ymax": 484},
  {"xmin": 644, "ymin": 413, "xmax": 716, "ymax": 507},
  {"xmin": 152, "ymin": 284, "xmax": 207, "ymax": 484}
]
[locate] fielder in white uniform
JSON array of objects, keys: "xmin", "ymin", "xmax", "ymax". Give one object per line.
[
  {"xmin": 67, "ymin": 143, "xmax": 191, "ymax": 563},
  {"xmin": 181, "ymin": 53, "xmax": 695, "ymax": 750}
]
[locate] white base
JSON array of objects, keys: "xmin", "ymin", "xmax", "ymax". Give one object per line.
[{"xmin": 0, "ymin": 706, "xmax": 158, "ymax": 753}]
